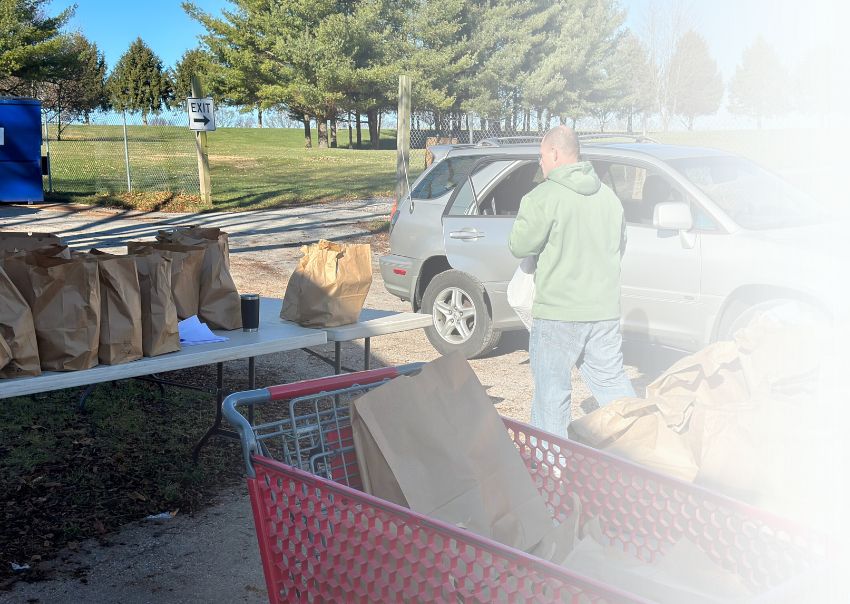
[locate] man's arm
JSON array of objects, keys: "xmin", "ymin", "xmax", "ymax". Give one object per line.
[{"xmin": 509, "ymin": 193, "xmax": 551, "ymax": 258}]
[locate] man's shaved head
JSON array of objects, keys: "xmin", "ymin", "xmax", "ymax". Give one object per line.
[
  {"xmin": 541, "ymin": 125, "xmax": 580, "ymax": 159},
  {"xmin": 538, "ymin": 125, "xmax": 580, "ymax": 177}
]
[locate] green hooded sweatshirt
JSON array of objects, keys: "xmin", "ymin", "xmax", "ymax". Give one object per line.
[{"xmin": 509, "ymin": 161, "xmax": 625, "ymax": 322}]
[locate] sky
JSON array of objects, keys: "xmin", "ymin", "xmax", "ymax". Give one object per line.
[{"xmin": 61, "ymin": 0, "xmax": 841, "ymax": 81}]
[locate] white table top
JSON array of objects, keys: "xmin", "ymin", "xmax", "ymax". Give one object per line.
[
  {"xmin": 1, "ymin": 299, "xmax": 326, "ymax": 400},
  {"xmin": 323, "ymin": 308, "xmax": 433, "ymax": 341},
  {"xmin": 1, "ymin": 298, "xmax": 433, "ymax": 400}
]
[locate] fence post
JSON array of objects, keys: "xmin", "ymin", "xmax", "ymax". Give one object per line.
[
  {"xmin": 121, "ymin": 110, "xmax": 132, "ymax": 192},
  {"xmin": 43, "ymin": 111, "xmax": 53, "ymax": 193},
  {"xmin": 395, "ymin": 74, "xmax": 411, "ymax": 207},
  {"xmin": 191, "ymin": 76, "xmax": 212, "ymax": 206}
]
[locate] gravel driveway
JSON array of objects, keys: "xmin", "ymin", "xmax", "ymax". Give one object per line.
[{"xmin": 1, "ymin": 200, "xmax": 684, "ymax": 603}]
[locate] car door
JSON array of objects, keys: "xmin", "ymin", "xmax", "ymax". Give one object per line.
[
  {"xmin": 591, "ymin": 159, "xmax": 705, "ymax": 349},
  {"xmin": 442, "ymin": 158, "xmax": 540, "ymax": 325},
  {"xmin": 442, "ymin": 159, "xmax": 527, "ymax": 281}
]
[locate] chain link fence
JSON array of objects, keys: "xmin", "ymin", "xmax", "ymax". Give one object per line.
[{"xmin": 41, "ymin": 108, "xmax": 200, "ymax": 196}]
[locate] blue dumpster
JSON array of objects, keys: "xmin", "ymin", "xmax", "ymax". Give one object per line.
[{"xmin": 0, "ymin": 97, "xmax": 44, "ymax": 203}]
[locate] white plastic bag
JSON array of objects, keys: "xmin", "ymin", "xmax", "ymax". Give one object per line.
[{"xmin": 507, "ymin": 256, "xmax": 536, "ymax": 330}]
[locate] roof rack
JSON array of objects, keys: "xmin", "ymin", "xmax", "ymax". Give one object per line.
[
  {"xmin": 577, "ymin": 133, "xmax": 658, "ymax": 144},
  {"xmin": 476, "ymin": 136, "xmax": 543, "ymax": 147}
]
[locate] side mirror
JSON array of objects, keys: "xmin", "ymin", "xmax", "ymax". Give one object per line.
[{"xmin": 653, "ymin": 202, "xmax": 693, "ymax": 231}]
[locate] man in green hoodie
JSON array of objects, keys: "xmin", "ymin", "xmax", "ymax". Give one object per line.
[{"xmin": 509, "ymin": 126, "xmax": 634, "ymax": 437}]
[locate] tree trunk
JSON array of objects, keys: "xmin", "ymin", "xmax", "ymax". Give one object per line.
[
  {"xmin": 687, "ymin": 115, "xmax": 694, "ymax": 131},
  {"xmin": 257, "ymin": 105, "xmax": 263, "ymax": 128},
  {"xmin": 571, "ymin": 117, "xmax": 577, "ymax": 129},
  {"xmin": 377, "ymin": 111, "xmax": 382, "ymax": 141},
  {"xmin": 356, "ymin": 111, "xmax": 362, "ymax": 146},
  {"xmin": 303, "ymin": 116, "xmax": 312, "ymax": 148},
  {"xmin": 535, "ymin": 109, "xmax": 543, "ymax": 133},
  {"xmin": 142, "ymin": 110, "xmax": 148, "ymax": 126},
  {"xmin": 524, "ymin": 109, "xmax": 530, "ymax": 134},
  {"xmin": 348, "ymin": 111, "xmax": 353, "ymax": 149},
  {"xmin": 367, "ymin": 109, "xmax": 380, "ymax": 150},
  {"xmin": 318, "ymin": 118, "xmax": 329, "ymax": 148},
  {"xmin": 627, "ymin": 113, "xmax": 633, "ymax": 134},
  {"xmin": 330, "ymin": 118, "xmax": 337, "ymax": 148}
]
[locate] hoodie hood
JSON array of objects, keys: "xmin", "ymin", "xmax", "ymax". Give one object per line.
[{"xmin": 547, "ymin": 161, "xmax": 601, "ymax": 196}]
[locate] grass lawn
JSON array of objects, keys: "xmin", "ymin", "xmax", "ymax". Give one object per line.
[
  {"xmin": 43, "ymin": 126, "xmax": 829, "ymax": 212},
  {"xmin": 0, "ymin": 375, "xmax": 245, "ymax": 584}
]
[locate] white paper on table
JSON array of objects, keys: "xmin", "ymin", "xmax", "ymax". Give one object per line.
[{"xmin": 178, "ymin": 315, "xmax": 228, "ymax": 346}]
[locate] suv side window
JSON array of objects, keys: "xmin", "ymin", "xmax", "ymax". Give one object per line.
[
  {"xmin": 410, "ymin": 156, "xmax": 480, "ymax": 200},
  {"xmin": 592, "ymin": 160, "xmax": 716, "ymax": 230},
  {"xmin": 445, "ymin": 160, "xmax": 514, "ymax": 216},
  {"xmin": 477, "ymin": 161, "xmax": 542, "ymax": 216}
]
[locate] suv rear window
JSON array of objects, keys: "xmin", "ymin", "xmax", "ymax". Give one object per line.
[{"xmin": 410, "ymin": 156, "xmax": 480, "ymax": 200}]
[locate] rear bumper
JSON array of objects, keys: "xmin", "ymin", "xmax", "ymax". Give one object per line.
[{"xmin": 379, "ymin": 254, "xmax": 420, "ymax": 303}]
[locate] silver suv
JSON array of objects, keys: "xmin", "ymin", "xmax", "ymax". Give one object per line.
[{"xmin": 381, "ymin": 136, "xmax": 832, "ymax": 358}]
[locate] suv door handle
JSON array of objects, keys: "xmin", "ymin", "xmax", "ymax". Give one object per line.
[{"xmin": 449, "ymin": 229, "xmax": 485, "ymax": 240}]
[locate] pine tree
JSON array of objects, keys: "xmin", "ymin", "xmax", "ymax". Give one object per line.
[
  {"xmin": 729, "ymin": 36, "xmax": 789, "ymax": 129},
  {"xmin": 169, "ymin": 48, "xmax": 211, "ymax": 109},
  {"xmin": 612, "ymin": 32, "xmax": 655, "ymax": 133},
  {"xmin": 107, "ymin": 38, "xmax": 172, "ymax": 125},
  {"xmin": 523, "ymin": 0, "xmax": 625, "ymax": 130},
  {"xmin": 402, "ymin": 0, "xmax": 475, "ymax": 122},
  {"xmin": 38, "ymin": 33, "xmax": 109, "ymax": 137},
  {"xmin": 0, "ymin": 0, "xmax": 74, "ymax": 92},
  {"xmin": 666, "ymin": 30, "xmax": 722, "ymax": 130},
  {"xmin": 183, "ymin": 2, "xmax": 267, "ymax": 127}
]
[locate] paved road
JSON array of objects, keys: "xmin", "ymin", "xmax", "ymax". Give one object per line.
[{"xmin": 0, "ymin": 199, "xmax": 392, "ymax": 273}]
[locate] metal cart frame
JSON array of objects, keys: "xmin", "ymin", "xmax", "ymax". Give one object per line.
[{"xmin": 224, "ymin": 366, "xmax": 824, "ymax": 603}]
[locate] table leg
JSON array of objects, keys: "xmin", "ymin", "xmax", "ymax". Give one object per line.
[
  {"xmin": 78, "ymin": 382, "xmax": 98, "ymax": 410},
  {"xmin": 364, "ymin": 337, "xmax": 371, "ymax": 370},
  {"xmin": 334, "ymin": 341, "xmax": 342, "ymax": 375},
  {"xmin": 192, "ymin": 362, "xmax": 237, "ymax": 462},
  {"xmin": 247, "ymin": 357, "xmax": 256, "ymax": 425}
]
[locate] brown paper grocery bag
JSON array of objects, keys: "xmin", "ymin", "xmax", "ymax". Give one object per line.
[
  {"xmin": 156, "ymin": 228, "xmax": 241, "ymax": 329},
  {"xmin": 0, "ymin": 266, "xmax": 40, "ymax": 377},
  {"xmin": 133, "ymin": 251, "xmax": 180, "ymax": 357},
  {"xmin": 127, "ymin": 241, "xmax": 204, "ymax": 319},
  {"xmin": 87, "ymin": 250, "xmax": 143, "ymax": 365},
  {"xmin": 568, "ymin": 397, "xmax": 699, "ymax": 481},
  {"xmin": 0, "ymin": 232, "xmax": 61, "ymax": 253},
  {"xmin": 645, "ymin": 340, "xmax": 750, "ymax": 409},
  {"xmin": 280, "ymin": 240, "xmax": 372, "ymax": 327},
  {"xmin": 3, "ymin": 252, "xmax": 100, "ymax": 371},
  {"xmin": 351, "ymin": 353, "xmax": 553, "ymax": 552}
]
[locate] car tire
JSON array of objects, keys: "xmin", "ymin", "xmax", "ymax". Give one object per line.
[
  {"xmin": 421, "ymin": 270, "xmax": 502, "ymax": 359},
  {"xmin": 717, "ymin": 297, "xmax": 826, "ymax": 341}
]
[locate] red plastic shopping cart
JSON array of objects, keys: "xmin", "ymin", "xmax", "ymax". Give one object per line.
[{"xmin": 223, "ymin": 365, "xmax": 825, "ymax": 603}]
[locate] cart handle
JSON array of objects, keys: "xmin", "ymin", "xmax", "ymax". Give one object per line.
[{"xmin": 223, "ymin": 363, "xmax": 423, "ymax": 477}]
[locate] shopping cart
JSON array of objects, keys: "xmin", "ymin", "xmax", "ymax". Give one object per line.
[{"xmin": 224, "ymin": 365, "xmax": 826, "ymax": 603}]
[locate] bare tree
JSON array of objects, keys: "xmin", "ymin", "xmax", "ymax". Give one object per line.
[{"xmin": 639, "ymin": 0, "xmax": 692, "ymax": 130}]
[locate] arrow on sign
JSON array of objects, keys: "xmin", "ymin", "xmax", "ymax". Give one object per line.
[{"xmin": 193, "ymin": 115, "xmax": 210, "ymax": 126}]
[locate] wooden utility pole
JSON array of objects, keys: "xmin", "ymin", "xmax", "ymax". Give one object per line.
[
  {"xmin": 395, "ymin": 75, "xmax": 411, "ymax": 205},
  {"xmin": 191, "ymin": 75, "xmax": 212, "ymax": 205}
]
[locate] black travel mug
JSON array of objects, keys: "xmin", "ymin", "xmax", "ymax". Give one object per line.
[{"xmin": 241, "ymin": 294, "xmax": 260, "ymax": 332}]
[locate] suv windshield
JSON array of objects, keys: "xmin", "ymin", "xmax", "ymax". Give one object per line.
[{"xmin": 669, "ymin": 156, "xmax": 824, "ymax": 230}]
